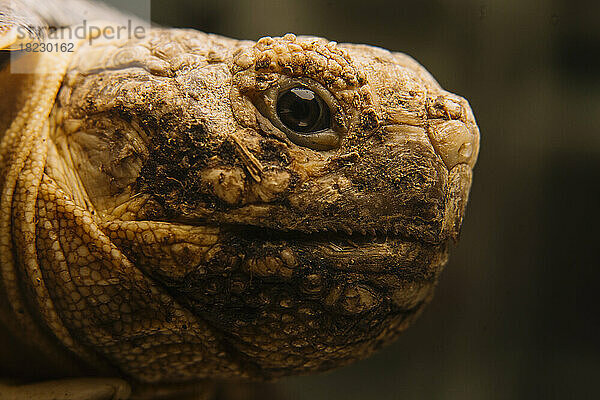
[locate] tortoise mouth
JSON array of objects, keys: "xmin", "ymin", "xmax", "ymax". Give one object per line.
[
  {"xmin": 213, "ymin": 223, "xmax": 448, "ymax": 277},
  {"xmin": 223, "ymin": 223, "xmax": 409, "ymax": 244},
  {"xmin": 208, "ymin": 217, "xmax": 449, "ymax": 249}
]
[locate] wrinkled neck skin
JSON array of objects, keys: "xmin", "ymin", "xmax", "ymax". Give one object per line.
[{"xmin": 0, "ymin": 28, "xmax": 478, "ymax": 386}]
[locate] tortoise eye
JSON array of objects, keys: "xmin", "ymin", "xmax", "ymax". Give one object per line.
[
  {"xmin": 251, "ymin": 77, "xmax": 345, "ymax": 151},
  {"xmin": 276, "ymin": 87, "xmax": 331, "ymax": 134}
]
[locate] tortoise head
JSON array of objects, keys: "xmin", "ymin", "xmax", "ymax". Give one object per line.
[{"xmin": 23, "ymin": 30, "xmax": 479, "ymax": 381}]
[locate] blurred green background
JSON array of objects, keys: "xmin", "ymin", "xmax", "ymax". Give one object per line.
[{"xmin": 142, "ymin": 0, "xmax": 600, "ymax": 399}]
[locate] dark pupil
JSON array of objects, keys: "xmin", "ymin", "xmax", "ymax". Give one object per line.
[{"xmin": 276, "ymin": 87, "xmax": 330, "ymax": 133}]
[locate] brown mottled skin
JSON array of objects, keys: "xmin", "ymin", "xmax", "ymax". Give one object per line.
[{"xmin": 0, "ymin": 2, "xmax": 479, "ymax": 399}]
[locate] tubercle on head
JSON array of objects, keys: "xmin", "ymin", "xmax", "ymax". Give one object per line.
[{"xmin": 232, "ymin": 33, "xmax": 366, "ymax": 90}]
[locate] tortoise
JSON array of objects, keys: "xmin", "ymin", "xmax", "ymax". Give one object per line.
[{"xmin": 0, "ymin": 0, "xmax": 479, "ymax": 398}]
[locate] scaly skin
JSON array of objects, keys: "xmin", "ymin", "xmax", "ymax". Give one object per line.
[{"xmin": 0, "ymin": 5, "xmax": 479, "ymax": 400}]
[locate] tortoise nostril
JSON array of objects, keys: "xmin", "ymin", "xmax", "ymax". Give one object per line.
[
  {"xmin": 427, "ymin": 120, "xmax": 479, "ymax": 170},
  {"xmin": 459, "ymin": 141, "xmax": 474, "ymax": 159}
]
